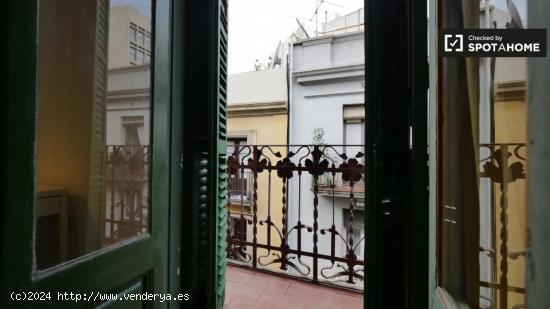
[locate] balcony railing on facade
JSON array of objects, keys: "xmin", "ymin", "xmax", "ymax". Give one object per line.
[
  {"xmin": 97, "ymin": 141, "xmax": 527, "ymax": 304},
  {"xmin": 226, "ymin": 144, "xmax": 365, "ymax": 291},
  {"xmin": 103, "ymin": 145, "xmax": 149, "ymax": 245},
  {"xmin": 477, "ymin": 143, "xmax": 527, "ymax": 309}
]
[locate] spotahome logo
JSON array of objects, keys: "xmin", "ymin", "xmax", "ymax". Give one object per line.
[
  {"xmin": 444, "ymin": 34, "xmax": 463, "ymax": 52},
  {"xmin": 440, "ymin": 29, "xmax": 546, "ymax": 57}
]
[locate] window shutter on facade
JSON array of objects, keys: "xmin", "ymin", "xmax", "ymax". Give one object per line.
[
  {"xmin": 87, "ymin": 0, "xmax": 109, "ymax": 251},
  {"xmin": 215, "ymin": 0, "xmax": 229, "ymax": 305}
]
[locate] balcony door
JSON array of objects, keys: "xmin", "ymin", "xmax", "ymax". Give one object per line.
[
  {"xmin": 175, "ymin": 0, "xmax": 428, "ymax": 307},
  {"xmin": 365, "ymin": 0, "xmax": 428, "ymax": 308},
  {"xmin": 2, "ymin": 0, "xmax": 180, "ymax": 307}
]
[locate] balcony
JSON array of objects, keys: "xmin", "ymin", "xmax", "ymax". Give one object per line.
[
  {"xmin": 103, "ymin": 145, "xmax": 150, "ymax": 245},
  {"xmin": 226, "ymin": 144, "xmax": 365, "ymax": 296}
]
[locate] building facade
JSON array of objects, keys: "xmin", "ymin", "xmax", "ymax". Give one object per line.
[
  {"xmin": 108, "ymin": 5, "xmax": 152, "ymax": 68},
  {"xmin": 287, "ymin": 30, "xmax": 365, "ymax": 285},
  {"xmin": 225, "ymin": 69, "xmax": 288, "ymax": 268}
]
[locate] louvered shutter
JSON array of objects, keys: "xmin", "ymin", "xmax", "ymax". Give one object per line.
[
  {"xmin": 214, "ymin": 0, "xmax": 229, "ymax": 307},
  {"xmin": 86, "ymin": 0, "xmax": 109, "ymax": 250}
]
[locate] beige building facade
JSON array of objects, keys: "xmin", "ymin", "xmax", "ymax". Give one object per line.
[
  {"xmin": 108, "ymin": 5, "xmax": 152, "ymax": 69},
  {"xmin": 227, "ymin": 69, "xmax": 288, "ymax": 265}
]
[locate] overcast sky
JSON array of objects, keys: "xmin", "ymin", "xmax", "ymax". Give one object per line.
[
  {"xmin": 493, "ymin": 0, "xmax": 527, "ymax": 22},
  {"xmin": 227, "ymin": 0, "xmax": 527, "ymax": 74},
  {"xmin": 228, "ymin": 0, "xmax": 364, "ymax": 74},
  {"xmin": 108, "ymin": 0, "xmax": 527, "ymax": 74}
]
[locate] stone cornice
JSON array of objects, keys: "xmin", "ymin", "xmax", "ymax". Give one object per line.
[
  {"xmin": 228, "ymin": 101, "xmax": 287, "ymax": 117},
  {"xmin": 109, "ymin": 64, "xmax": 151, "ymax": 74},
  {"xmin": 293, "ymin": 64, "xmax": 365, "ymax": 85},
  {"xmin": 494, "ymin": 80, "xmax": 527, "ymax": 102}
]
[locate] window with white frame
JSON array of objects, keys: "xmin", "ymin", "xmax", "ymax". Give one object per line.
[
  {"xmin": 129, "ymin": 22, "xmax": 137, "ymax": 41},
  {"xmin": 227, "ymin": 137, "xmax": 250, "ymax": 202},
  {"xmin": 122, "ymin": 116, "xmax": 144, "ymax": 146},
  {"xmin": 128, "ymin": 46, "xmax": 137, "ymax": 62},
  {"xmin": 137, "ymin": 30, "xmax": 145, "ymax": 45},
  {"xmin": 343, "ymin": 104, "xmax": 365, "ymax": 156},
  {"xmin": 343, "ymin": 209, "xmax": 364, "ymax": 258}
]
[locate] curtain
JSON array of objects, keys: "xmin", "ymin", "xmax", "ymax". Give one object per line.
[{"xmin": 124, "ymin": 124, "xmax": 141, "ymax": 146}]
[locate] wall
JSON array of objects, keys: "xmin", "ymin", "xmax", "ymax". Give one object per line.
[
  {"xmin": 106, "ymin": 65, "xmax": 151, "ymax": 145},
  {"xmin": 227, "ymin": 113, "xmax": 287, "ymax": 256},
  {"xmin": 36, "ymin": 0, "xmax": 99, "ymax": 258},
  {"xmin": 227, "ymin": 68, "xmax": 288, "ymax": 269},
  {"xmin": 228, "ymin": 69, "xmax": 287, "ymax": 105}
]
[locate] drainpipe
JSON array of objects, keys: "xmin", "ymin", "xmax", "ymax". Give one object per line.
[
  {"xmin": 285, "ymin": 43, "xmax": 292, "ymax": 238},
  {"xmin": 286, "ymin": 43, "xmax": 292, "ymax": 150}
]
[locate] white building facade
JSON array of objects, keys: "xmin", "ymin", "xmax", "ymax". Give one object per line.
[{"xmin": 287, "ymin": 30, "xmax": 365, "ymax": 286}]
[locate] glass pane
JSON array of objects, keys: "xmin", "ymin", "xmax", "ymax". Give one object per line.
[
  {"xmin": 35, "ymin": 0, "xmax": 153, "ymax": 270},
  {"xmin": 137, "ymin": 31, "xmax": 145, "ymax": 45},
  {"xmin": 129, "ymin": 24, "xmax": 137, "ymax": 42},
  {"xmin": 137, "ymin": 50, "xmax": 144, "ymax": 64},
  {"xmin": 438, "ymin": 1, "xmax": 528, "ymax": 307},
  {"xmin": 129, "ymin": 46, "xmax": 137, "ymax": 61}
]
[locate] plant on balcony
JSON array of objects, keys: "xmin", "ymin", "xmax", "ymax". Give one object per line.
[{"xmin": 312, "ymin": 127, "xmax": 336, "ymax": 187}]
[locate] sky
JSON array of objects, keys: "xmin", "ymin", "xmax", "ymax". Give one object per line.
[
  {"xmin": 111, "ymin": 0, "xmax": 151, "ymax": 16},
  {"xmin": 228, "ymin": 0, "xmax": 364, "ymax": 74},
  {"xmin": 493, "ymin": 0, "xmax": 527, "ymax": 22},
  {"xmin": 108, "ymin": 0, "xmax": 526, "ymax": 74},
  {"xmin": 227, "ymin": 0, "xmax": 527, "ymax": 74}
]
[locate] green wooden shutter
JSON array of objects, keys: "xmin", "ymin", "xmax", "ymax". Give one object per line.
[
  {"xmin": 87, "ymin": 0, "xmax": 109, "ymax": 251},
  {"xmin": 214, "ymin": 0, "xmax": 229, "ymax": 306},
  {"xmin": 179, "ymin": 0, "xmax": 228, "ymax": 307}
]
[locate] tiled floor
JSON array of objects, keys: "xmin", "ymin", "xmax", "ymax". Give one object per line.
[{"xmin": 224, "ymin": 265, "xmax": 363, "ymax": 309}]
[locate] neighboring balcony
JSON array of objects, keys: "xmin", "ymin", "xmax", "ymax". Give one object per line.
[
  {"xmin": 226, "ymin": 144, "xmax": 365, "ymax": 302},
  {"xmin": 103, "ymin": 145, "xmax": 150, "ymax": 245}
]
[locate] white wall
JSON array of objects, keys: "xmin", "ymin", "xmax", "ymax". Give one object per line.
[
  {"xmin": 106, "ymin": 65, "xmax": 151, "ymax": 145},
  {"xmin": 228, "ymin": 69, "xmax": 287, "ymax": 105},
  {"xmin": 286, "ymin": 31, "xmax": 365, "ymax": 284}
]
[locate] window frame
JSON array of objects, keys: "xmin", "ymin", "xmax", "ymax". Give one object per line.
[{"xmin": 1, "ymin": 0, "xmax": 179, "ymax": 302}]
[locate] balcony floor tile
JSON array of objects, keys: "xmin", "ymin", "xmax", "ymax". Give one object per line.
[{"xmin": 225, "ymin": 265, "xmax": 363, "ymax": 309}]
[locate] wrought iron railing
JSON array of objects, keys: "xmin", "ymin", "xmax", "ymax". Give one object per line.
[
  {"xmin": 226, "ymin": 144, "xmax": 365, "ymax": 290},
  {"xmin": 478, "ymin": 143, "xmax": 527, "ymax": 309},
  {"xmin": 103, "ymin": 145, "xmax": 150, "ymax": 245}
]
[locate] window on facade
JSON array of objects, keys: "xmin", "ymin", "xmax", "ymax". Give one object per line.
[
  {"xmin": 34, "ymin": 0, "xmax": 153, "ymax": 270},
  {"xmin": 137, "ymin": 30, "xmax": 145, "ymax": 45},
  {"xmin": 145, "ymin": 35, "xmax": 151, "ymax": 49},
  {"xmin": 343, "ymin": 209, "xmax": 364, "ymax": 258},
  {"xmin": 122, "ymin": 116, "xmax": 144, "ymax": 146},
  {"xmin": 227, "ymin": 137, "xmax": 249, "ymax": 202},
  {"xmin": 343, "ymin": 105, "xmax": 365, "ymax": 190},
  {"xmin": 129, "ymin": 23, "xmax": 137, "ymax": 42},
  {"xmin": 343, "ymin": 104, "xmax": 365, "ymax": 156},
  {"xmin": 128, "ymin": 46, "xmax": 137, "ymax": 62},
  {"xmin": 137, "ymin": 50, "xmax": 144, "ymax": 64},
  {"xmin": 228, "ymin": 217, "xmax": 248, "ymax": 260},
  {"xmin": 438, "ymin": 1, "xmax": 528, "ymax": 308}
]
